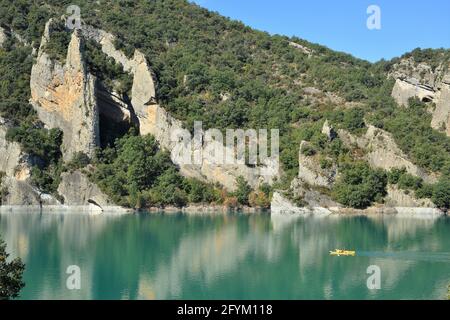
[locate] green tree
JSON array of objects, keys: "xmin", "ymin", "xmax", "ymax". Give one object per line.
[
  {"xmin": 332, "ymin": 162, "xmax": 387, "ymax": 209},
  {"xmin": 432, "ymin": 178, "xmax": 450, "ymax": 211},
  {"xmin": 0, "ymin": 237, "xmax": 25, "ymax": 300},
  {"xmin": 342, "ymin": 107, "xmax": 366, "ymax": 133},
  {"xmin": 234, "ymin": 176, "xmax": 252, "ymax": 206}
]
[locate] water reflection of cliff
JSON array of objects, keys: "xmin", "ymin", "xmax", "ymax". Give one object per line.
[{"xmin": 0, "ymin": 212, "xmax": 448, "ymax": 300}]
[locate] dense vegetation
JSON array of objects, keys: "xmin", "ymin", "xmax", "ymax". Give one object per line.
[
  {"xmin": 0, "ymin": 236, "xmax": 25, "ymax": 300},
  {"xmin": 90, "ymin": 131, "xmax": 222, "ymax": 208},
  {"xmin": 332, "ymin": 162, "xmax": 387, "ymax": 209},
  {"xmin": 89, "ymin": 130, "xmax": 272, "ymax": 209},
  {"xmin": 0, "ymin": 0, "xmax": 449, "ymax": 209}
]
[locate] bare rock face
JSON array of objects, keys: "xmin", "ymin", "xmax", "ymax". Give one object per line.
[
  {"xmin": 81, "ymin": 25, "xmax": 158, "ymax": 136},
  {"xmin": 288, "ymin": 42, "xmax": 313, "ymax": 57},
  {"xmin": 321, "ymin": 120, "xmax": 337, "ymax": 141},
  {"xmin": 0, "ymin": 26, "xmax": 8, "ymax": 47},
  {"xmin": 57, "ymin": 170, "xmax": 110, "ymax": 207},
  {"xmin": 270, "ymin": 191, "xmax": 333, "ymax": 216},
  {"xmin": 390, "ymin": 57, "xmax": 450, "ymax": 136},
  {"xmin": 391, "ymin": 79, "xmax": 436, "ymax": 107},
  {"xmin": 131, "ymin": 51, "xmax": 156, "ymax": 113},
  {"xmin": 290, "ymin": 177, "xmax": 339, "ymax": 208},
  {"xmin": 145, "ymin": 105, "xmax": 276, "ymax": 190},
  {"xmin": 431, "ymin": 80, "xmax": 450, "ymax": 136},
  {"xmin": 385, "ymin": 185, "xmax": 435, "ymax": 208},
  {"xmin": 30, "ymin": 21, "xmax": 100, "ymax": 161},
  {"xmin": 0, "ymin": 120, "xmax": 38, "ymax": 205},
  {"xmin": 298, "ymin": 141, "xmax": 336, "ymax": 188},
  {"xmin": 338, "ymin": 126, "xmax": 437, "ymax": 184},
  {"xmin": 0, "ymin": 118, "xmax": 59, "ymax": 206}
]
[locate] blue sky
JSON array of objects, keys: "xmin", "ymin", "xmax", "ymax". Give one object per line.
[{"xmin": 191, "ymin": 0, "xmax": 450, "ymax": 62}]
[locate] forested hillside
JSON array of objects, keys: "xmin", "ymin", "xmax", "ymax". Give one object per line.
[{"xmin": 0, "ymin": 0, "xmax": 449, "ymax": 210}]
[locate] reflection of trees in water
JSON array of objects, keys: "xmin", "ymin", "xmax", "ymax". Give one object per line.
[
  {"xmin": 0, "ymin": 213, "xmax": 449, "ymax": 299},
  {"xmin": 0, "ymin": 213, "xmax": 117, "ymax": 299}
]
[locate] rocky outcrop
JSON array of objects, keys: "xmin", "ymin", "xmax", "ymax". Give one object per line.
[
  {"xmin": 289, "ymin": 41, "xmax": 313, "ymax": 57},
  {"xmin": 0, "ymin": 118, "xmax": 59, "ymax": 206},
  {"xmin": 57, "ymin": 170, "xmax": 110, "ymax": 208},
  {"xmin": 30, "ymin": 20, "xmax": 100, "ymax": 161},
  {"xmin": 131, "ymin": 51, "xmax": 157, "ymax": 123},
  {"xmin": 298, "ymin": 141, "xmax": 336, "ymax": 188},
  {"xmin": 431, "ymin": 75, "xmax": 450, "ymax": 136},
  {"xmin": 321, "ymin": 120, "xmax": 337, "ymax": 141},
  {"xmin": 290, "ymin": 177, "xmax": 340, "ymax": 208},
  {"xmin": 0, "ymin": 26, "xmax": 8, "ymax": 47},
  {"xmin": 146, "ymin": 105, "xmax": 277, "ymax": 190},
  {"xmin": 385, "ymin": 185, "xmax": 435, "ymax": 208},
  {"xmin": 338, "ymin": 125, "xmax": 437, "ymax": 183},
  {"xmin": 270, "ymin": 191, "xmax": 332, "ymax": 216},
  {"xmin": 271, "ymin": 184, "xmax": 442, "ymax": 216},
  {"xmin": 391, "ymin": 79, "xmax": 435, "ymax": 107},
  {"xmin": 390, "ymin": 57, "xmax": 450, "ymax": 136}
]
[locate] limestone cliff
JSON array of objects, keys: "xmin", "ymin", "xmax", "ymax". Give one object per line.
[
  {"xmin": 298, "ymin": 140, "xmax": 337, "ymax": 188},
  {"xmin": 57, "ymin": 170, "xmax": 110, "ymax": 207},
  {"xmin": 385, "ymin": 185, "xmax": 435, "ymax": 208},
  {"xmin": 81, "ymin": 25, "xmax": 276, "ymax": 191},
  {"xmin": 0, "ymin": 117, "xmax": 59, "ymax": 206},
  {"xmin": 390, "ymin": 57, "xmax": 450, "ymax": 136},
  {"xmin": 30, "ymin": 20, "xmax": 100, "ymax": 162},
  {"xmin": 337, "ymin": 125, "xmax": 437, "ymax": 183}
]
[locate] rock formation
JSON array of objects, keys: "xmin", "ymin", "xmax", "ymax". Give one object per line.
[
  {"xmin": 390, "ymin": 57, "xmax": 450, "ymax": 136},
  {"xmin": 391, "ymin": 79, "xmax": 435, "ymax": 107},
  {"xmin": 270, "ymin": 191, "xmax": 332, "ymax": 215},
  {"xmin": 30, "ymin": 20, "xmax": 100, "ymax": 162},
  {"xmin": 57, "ymin": 170, "xmax": 110, "ymax": 208},
  {"xmin": 337, "ymin": 125, "xmax": 437, "ymax": 183},
  {"xmin": 431, "ymin": 74, "xmax": 450, "ymax": 136},
  {"xmin": 0, "ymin": 117, "xmax": 59, "ymax": 206},
  {"xmin": 0, "ymin": 27, "xmax": 8, "ymax": 47},
  {"xmin": 385, "ymin": 185, "xmax": 435, "ymax": 208},
  {"xmin": 288, "ymin": 41, "xmax": 313, "ymax": 57},
  {"xmin": 321, "ymin": 120, "xmax": 337, "ymax": 141},
  {"xmin": 81, "ymin": 25, "xmax": 276, "ymax": 191},
  {"xmin": 298, "ymin": 141, "xmax": 337, "ymax": 188}
]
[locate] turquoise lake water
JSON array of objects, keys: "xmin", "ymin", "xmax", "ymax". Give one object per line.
[{"xmin": 0, "ymin": 212, "xmax": 449, "ymax": 300}]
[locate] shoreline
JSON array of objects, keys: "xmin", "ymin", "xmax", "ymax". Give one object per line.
[{"xmin": 0, "ymin": 204, "xmax": 446, "ymax": 218}]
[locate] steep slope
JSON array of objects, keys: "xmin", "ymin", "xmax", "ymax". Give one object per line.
[
  {"xmin": 0, "ymin": 0, "xmax": 449, "ymax": 211},
  {"xmin": 389, "ymin": 49, "xmax": 450, "ymax": 136},
  {"xmin": 30, "ymin": 20, "xmax": 99, "ymax": 161}
]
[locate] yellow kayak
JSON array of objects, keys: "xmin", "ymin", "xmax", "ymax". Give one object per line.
[{"xmin": 329, "ymin": 249, "xmax": 356, "ymax": 256}]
